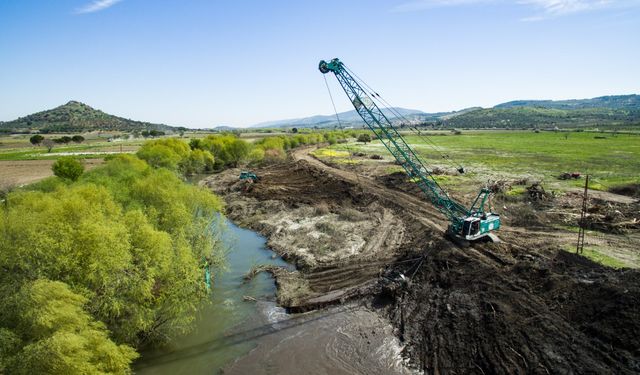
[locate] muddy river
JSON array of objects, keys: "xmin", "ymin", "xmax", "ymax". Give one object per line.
[{"xmin": 135, "ymin": 219, "xmax": 415, "ymax": 374}]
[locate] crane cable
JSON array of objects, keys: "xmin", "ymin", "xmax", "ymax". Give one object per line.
[
  {"xmin": 344, "ymin": 65, "xmax": 458, "ymax": 168},
  {"xmin": 322, "ymin": 74, "xmax": 362, "ymax": 185},
  {"xmin": 343, "ymin": 64, "xmax": 465, "ymax": 174}
]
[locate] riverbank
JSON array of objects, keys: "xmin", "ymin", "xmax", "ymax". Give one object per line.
[{"xmin": 201, "ymin": 148, "xmax": 640, "ymax": 374}]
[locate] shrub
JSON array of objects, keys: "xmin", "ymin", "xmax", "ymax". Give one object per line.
[
  {"xmin": 357, "ymin": 133, "xmax": 371, "ymax": 144},
  {"xmin": 52, "ymin": 157, "xmax": 84, "ymax": 181},
  {"xmin": 29, "ymin": 135, "xmax": 44, "ymax": 145},
  {"xmin": 71, "ymin": 135, "xmax": 85, "ymax": 143}
]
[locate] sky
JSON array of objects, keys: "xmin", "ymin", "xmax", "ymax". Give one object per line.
[{"xmin": 0, "ymin": 0, "xmax": 639, "ymax": 128}]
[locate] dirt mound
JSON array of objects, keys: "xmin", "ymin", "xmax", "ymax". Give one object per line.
[
  {"xmin": 203, "ymin": 150, "xmax": 640, "ymax": 373},
  {"xmin": 609, "ymin": 183, "xmax": 640, "ymax": 198},
  {"xmin": 247, "ymin": 162, "xmax": 370, "ymax": 208},
  {"xmin": 385, "ymin": 243, "xmax": 640, "ymax": 374}
]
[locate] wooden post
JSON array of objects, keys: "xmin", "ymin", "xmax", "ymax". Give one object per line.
[{"xmin": 576, "ymin": 175, "xmax": 589, "ymax": 254}]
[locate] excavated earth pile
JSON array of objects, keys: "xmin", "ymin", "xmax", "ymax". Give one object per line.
[
  {"xmin": 203, "ymin": 161, "xmax": 427, "ymax": 311},
  {"xmin": 385, "ymin": 243, "xmax": 640, "ymax": 374},
  {"xmin": 202, "ymin": 154, "xmax": 640, "ymax": 374}
]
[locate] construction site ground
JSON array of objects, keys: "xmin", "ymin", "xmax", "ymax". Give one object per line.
[{"xmin": 202, "ymin": 147, "xmax": 640, "ymax": 374}]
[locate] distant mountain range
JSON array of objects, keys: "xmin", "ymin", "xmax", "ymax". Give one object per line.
[
  {"xmin": 494, "ymin": 95, "xmax": 640, "ymax": 110},
  {"xmin": 251, "ymin": 107, "xmax": 475, "ymax": 129},
  {"xmin": 252, "ymin": 95, "xmax": 640, "ymax": 129},
  {"xmin": 1, "ymin": 95, "xmax": 638, "ymax": 133},
  {"xmin": 0, "ymin": 101, "xmax": 176, "ymax": 133}
]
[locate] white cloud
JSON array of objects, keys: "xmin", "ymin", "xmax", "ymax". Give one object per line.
[
  {"xmin": 393, "ymin": 0, "xmax": 638, "ymax": 20},
  {"xmin": 519, "ymin": 0, "xmax": 615, "ymax": 20},
  {"xmin": 76, "ymin": 0, "xmax": 123, "ymax": 14}
]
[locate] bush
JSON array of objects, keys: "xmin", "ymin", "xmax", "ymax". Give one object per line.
[
  {"xmin": 53, "ymin": 136, "xmax": 72, "ymax": 144},
  {"xmin": 357, "ymin": 133, "xmax": 371, "ymax": 144},
  {"xmin": 52, "ymin": 157, "xmax": 84, "ymax": 181},
  {"xmin": 71, "ymin": 135, "xmax": 85, "ymax": 143},
  {"xmin": 137, "ymin": 138, "xmax": 215, "ymax": 175},
  {"xmin": 29, "ymin": 135, "xmax": 44, "ymax": 145}
]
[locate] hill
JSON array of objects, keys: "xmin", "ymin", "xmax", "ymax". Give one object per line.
[
  {"xmin": 440, "ymin": 106, "xmax": 640, "ymax": 129},
  {"xmin": 0, "ymin": 101, "xmax": 176, "ymax": 133},
  {"xmin": 251, "ymin": 107, "xmax": 468, "ymax": 129},
  {"xmin": 494, "ymin": 94, "xmax": 640, "ymax": 110},
  {"xmin": 441, "ymin": 95, "xmax": 640, "ymax": 129}
]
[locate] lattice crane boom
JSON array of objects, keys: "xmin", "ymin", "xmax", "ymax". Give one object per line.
[{"xmin": 319, "ymin": 58, "xmax": 500, "ymax": 241}]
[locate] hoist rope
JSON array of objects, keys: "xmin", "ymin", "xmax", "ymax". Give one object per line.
[
  {"xmin": 343, "ymin": 64, "xmax": 465, "ymax": 173},
  {"xmin": 322, "ymin": 74, "xmax": 362, "ymax": 185}
]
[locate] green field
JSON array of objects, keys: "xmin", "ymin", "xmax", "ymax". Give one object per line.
[
  {"xmin": 325, "ymin": 130, "xmax": 640, "ymax": 191},
  {"xmin": 0, "ymin": 134, "xmax": 144, "ymax": 161}
]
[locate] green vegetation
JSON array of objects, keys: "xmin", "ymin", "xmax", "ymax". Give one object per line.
[
  {"xmin": 51, "ymin": 157, "xmax": 84, "ymax": 181},
  {"xmin": 0, "ymin": 154, "xmax": 225, "ymax": 373},
  {"xmin": 579, "ymin": 248, "xmax": 628, "ymax": 269},
  {"xmin": 325, "ymin": 130, "xmax": 640, "ymax": 189},
  {"xmin": 357, "ymin": 133, "xmax": 371, "ymax": 144},
  {"xmin": 71, "ymin": 135, "xmax": 85, "ymax": 143},
  {"xmin": 29, "ymin": 134, "xmax": 44, "ymax": 145},
  {"xmin": 494, "ymin": 95, "xmax": 640, "ymax": 111},
  {"xmin": 189, "ymin": 132, "xmax": 341, "ymax": 167},
  {"xmin": 0, "ymin": 101, "xmax": 174, "ymax": 133},
  {"xmin": 137, "ymin": 138, "xmax": 214, "ymax": 175},
  {"xmin": 439, "ymin": 106, "xmax": 640, "ymax": 130}
]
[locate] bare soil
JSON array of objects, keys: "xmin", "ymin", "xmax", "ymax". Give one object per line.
[
  {"xmin": 0, "ymin": 158, "xmax": 104, "ymax": 190},
  {"xmin": 201, "ymin": 147, "xmax": 640, "ymax": 374}
]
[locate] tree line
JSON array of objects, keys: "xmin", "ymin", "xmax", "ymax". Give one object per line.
[
  {"xmin": 0, "ymin": 130, "xmax": 369, "ymax": 373},
  {"xmin": 0, "ymin": 154, "xmax": 225, "ymax": 373}
]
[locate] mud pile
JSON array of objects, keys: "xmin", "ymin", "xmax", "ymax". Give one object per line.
[
  {"xmin": 203, "ymin": 154, "xmax": 640, "ymax": 373},
  {"xmin": 385, "ymin": 241, "xmax": 640, "ymax": 374},
  {"xmin": 203, "ymin": 162, "xmax": 415, "ymax": 310}
]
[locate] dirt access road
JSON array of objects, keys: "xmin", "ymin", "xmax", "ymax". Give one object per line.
[{"xmin": 204, "ymin": 147, "xmax": 640, "ymax": 374}]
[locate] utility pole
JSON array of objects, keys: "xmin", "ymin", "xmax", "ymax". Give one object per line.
[{"xmin": 576, "ymin": 175, "xmax": 589, "ymax": 254}]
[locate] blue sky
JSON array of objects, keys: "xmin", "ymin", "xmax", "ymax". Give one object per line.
[{"xmin": 1, "ymin": 0, "xmax": 638, "ymax": 128}]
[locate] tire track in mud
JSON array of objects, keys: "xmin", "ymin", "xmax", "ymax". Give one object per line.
[{"xmin": 289, "ymin": 147, "xmax": 640, "ymax": 374}]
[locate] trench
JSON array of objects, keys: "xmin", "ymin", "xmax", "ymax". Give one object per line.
[{"xmin": 135, "ymin": 218, "xmax": 415, "ymax": 375}]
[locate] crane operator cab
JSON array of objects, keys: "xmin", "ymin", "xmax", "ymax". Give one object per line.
[{"xmin": 462, "ymin": 213, "xmax": 501, "ymax": 241}]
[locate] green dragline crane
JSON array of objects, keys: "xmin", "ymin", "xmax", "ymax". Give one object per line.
[{"xmin": 319, "ymin": 58, "xmax": 500, "ymax": 242}]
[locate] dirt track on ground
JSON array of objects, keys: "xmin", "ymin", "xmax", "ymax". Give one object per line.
[{"xmin": 203, "ymin": 147, "xmax": 640, "ymax": 374}]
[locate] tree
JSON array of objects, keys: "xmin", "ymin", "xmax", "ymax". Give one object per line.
[
  {"xmin": 42, "ymin": 139, "xmax": 55, "ymax": 153},
  {"xmin": 149, "ymin": 130, "xmax": 164, "ymax": 138},
  {"xmin": 226, "ymin": 139, "xmax": 250, "ymax": 167},
  {"xmin": 137, "ymin": 138, "xmax": 190, "ymax": 171},
  {"xmin": 357, "ymin": 133, "xmax": 372, "ymax": 144},
  {"xmin": 52, "ymin": 157, "xmax": 84, "ymax": 181},
  {"xmin": 29, "ymin": 135, "xmax": 44, "ymax": 146},
  {"xmin": 71, "ymin": 135, "xmax": 85, "ymax": 143},
  {"xmin": 0, "ymin": 167, "xmax": 224, "ymax": 351},
  {"xmin": 0, "ymin": 280, "xmax": 138, "ymax": 374},
  {"xmin": 291, "ymin": 127, "xmax": 298, "ymax": 133},
  {"xmin": 53, "ymin": 136, "xmax": 71, "ymax": 144}
]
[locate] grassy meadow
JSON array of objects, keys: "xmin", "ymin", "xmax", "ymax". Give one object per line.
[{"xmin": 324, "ymin": 130, "xmax": 640, "ymax": 192}]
